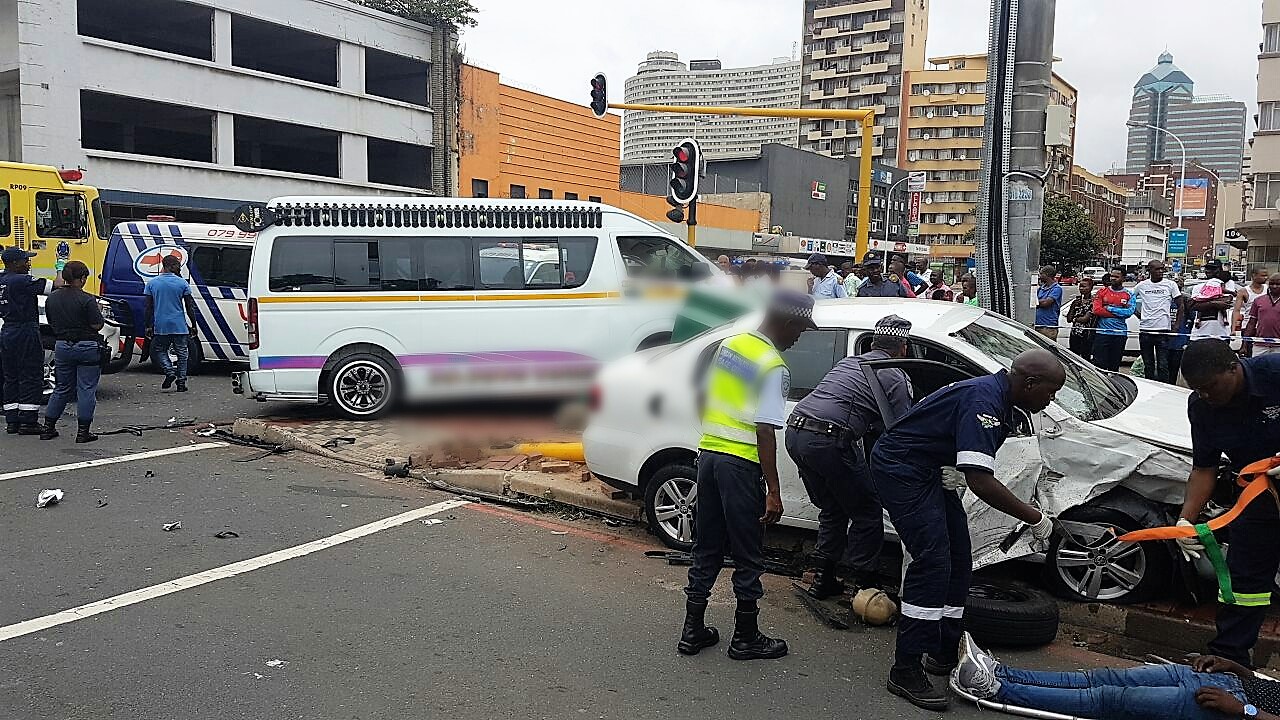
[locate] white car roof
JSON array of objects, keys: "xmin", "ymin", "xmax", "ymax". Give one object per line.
[{"xmin": 808, "ymin": 298, "xmax": 985, "ymax": 338}]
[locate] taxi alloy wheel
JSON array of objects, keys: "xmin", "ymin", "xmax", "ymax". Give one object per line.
[
  {"xmin": 329, "ymin": 354, "xmax": 396, "ymax": 419},
  {"xmin": 646, "ymin": 463, "xmax": 697, "ymax": 551}
]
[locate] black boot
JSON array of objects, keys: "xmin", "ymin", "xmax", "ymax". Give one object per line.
[
  {"xmin": 727, "ymin": 603, "xmax": 788, "ymax": 660},
  {"xmin": 922, "ymin": 653, "xmax": 958, "ymax": 676},
  {"xmin": 805, "ymin": 559, "xmax": 845, "ymax": 600},
  {"xmin": 39, "ymin": 420, "xmax": 58, "ymax": 441},
  {"xmin": 888, "ymin": 664, "xmax": 949, "ymax": 711},
  {"xmin": 17, "ymin": 423, "xmax": 43, "ymax": 436},
  {"xmin": 5, "ymin": 423, "xmax": 18, "ymax": 435},
  {"xmin": 76, "ymin": 422, "xmax": 98, "ymax": 444},
  {"xmin": 677, "ymin": 599, "xmax": 719, "ymax": 655}
]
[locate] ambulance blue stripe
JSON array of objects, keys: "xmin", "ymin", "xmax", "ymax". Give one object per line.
[{"xmin": 183, "ymin": 257, "xmax": 244, "ymax": 360}]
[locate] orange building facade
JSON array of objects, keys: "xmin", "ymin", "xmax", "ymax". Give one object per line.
[{"xmin": 457, "ymin": 64, "xmax": 759, "ymax": 249}]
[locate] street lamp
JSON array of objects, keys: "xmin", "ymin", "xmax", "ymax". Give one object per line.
[
  {"xmin": 1127, "ymin": 121, "xmax": 1187, "ymax": 229},
  {"xmin": 884, "ymin": 175, "xmax": 911, "ymax": 246}
]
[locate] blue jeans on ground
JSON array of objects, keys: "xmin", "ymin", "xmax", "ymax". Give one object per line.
[
  {"xmin": 151, "ymin": 334, "xmax": 188, "ymax": 382},
  {"xmin": 994, "ymin": 662, "xmax": 1247, "ymax": 720},
  {"xmin": 45, "ymin": 340, "xmax": 102, "ymax": 425}
]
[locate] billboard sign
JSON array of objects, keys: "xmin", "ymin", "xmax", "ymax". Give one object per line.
[
  {"xmin": 908, "ymin": 192, "xmax": 921, "ymax": 223},
  {"xmin": 1175, "ymin": 178, "xmax": 1209, "ymax": 218},
  {"xmin": 908, "ymin": 171, "xmax": 927, "ymax": 193},
  {"xmin": 1167, "ymin": 228, "xmax": 1189, "ymax": 257},
  {"xmin": 811, "ymin": 181, "xmax": 827, "ymax": 201}
]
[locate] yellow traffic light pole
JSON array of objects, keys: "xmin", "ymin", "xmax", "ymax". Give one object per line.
[{"xmin": 609, "ymin": 103, "xmax": 877, "ymax": 259}]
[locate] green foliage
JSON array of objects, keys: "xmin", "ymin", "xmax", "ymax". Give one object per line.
[
  {"xmin": 1040, "ymin": 195, "xmax": 1103, "ymax": 272},
  {"xmin": 352, "ymin": 0, "xmax": 478, "ymax": 28}
]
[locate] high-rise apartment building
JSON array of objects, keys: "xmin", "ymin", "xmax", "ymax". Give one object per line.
[
  {"xmin": 800, "ymin": 0, "xmax": 929, "ymax": 164},
  {"xmin": 621, "ymin": 52, "xmax": 801, "ymax": 164},
  {"xmin": 1240, "ymin": 2, "xmax": 1280, "ymax": 270},
  {"xmin": 1125, "ymin": 52, "xmax": 1247, "ymax": 182},
  {"xmin": 897, "ymin": 54, "xmax": 1076, "ymax": 266},
  {"xmin": 1069, "ymin": 165, "xmax": 1132, "ymax": 259}
]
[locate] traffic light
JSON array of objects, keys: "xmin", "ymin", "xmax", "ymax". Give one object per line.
[
  {"xmin": 667, "ymin": 138, "xmax": 701, "ymax": 207},
  {"xmin": 589, "ymin": 73, "xmax": 608, "ymax": 119}
]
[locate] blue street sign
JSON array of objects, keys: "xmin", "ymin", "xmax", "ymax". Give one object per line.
[
  {"xmin": 1171, "ymin": 259, "xmax": 1183, "ymax": 274},
  {"xmin": 1167, "ymin": 229, "xmax": 1189, "ymax": 257}
]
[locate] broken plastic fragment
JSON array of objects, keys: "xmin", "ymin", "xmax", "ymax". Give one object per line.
[
  {"xmin": 36, "ymin": 489, "xmax": 64, "ymax": 508},
  {"xmin": 421, "ymin": 519, "xmax": 444, "ymax": 526},
  {"xmin": 265, "ymin": 659, "xmax": 288, "ymax": 667},
  {"xmin": 162, "ymin": 521, "xmax": 182, "ymax": 532}
]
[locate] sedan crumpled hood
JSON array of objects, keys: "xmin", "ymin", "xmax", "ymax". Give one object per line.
[{"xmin": 1101, "ymin": 375, "xmax": 1193, "ymax": 454}]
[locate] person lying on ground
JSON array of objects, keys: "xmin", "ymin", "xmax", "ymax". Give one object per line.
[{"xmin": 952, "ymin": 632, "xmax": 1280, "ymax": 720}]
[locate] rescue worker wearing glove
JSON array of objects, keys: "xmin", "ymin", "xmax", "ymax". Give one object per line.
[
  {"xmin": 1179, "ymin": 339, "xmax": 1280, "ymax": 668},
  {"xmin": 871, "ymin": 349, "xmax": 1065, "ymax": 712}
]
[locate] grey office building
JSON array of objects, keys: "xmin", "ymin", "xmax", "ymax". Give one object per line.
[{"xmin": 1125, "ymin": 52, "xmax": 1247, "ymax": 181}]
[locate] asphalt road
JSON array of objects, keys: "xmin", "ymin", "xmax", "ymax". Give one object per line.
[{"xmin": 0, "ymin": 361, "xmax": 1117, "ymax": 719}]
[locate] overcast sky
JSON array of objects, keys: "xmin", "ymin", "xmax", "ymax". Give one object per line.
[{"xmin": 460, "ymin": 0, "xmax": 1260, "ymax": 173}]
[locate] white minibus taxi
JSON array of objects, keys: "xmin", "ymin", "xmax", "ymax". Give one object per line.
[{"xmin": 231, "ymin": 198, "xmax": 716, "ymax": 418}]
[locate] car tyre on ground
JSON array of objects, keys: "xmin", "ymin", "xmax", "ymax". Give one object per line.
[
  {"xmin": 965, "ymin": 579, "xmax": 1059, "ymax": 648},
  {"xmin": 325, "ymin": 351, "xmax": 399, "ymax": 420},
  {"xmin": 1043, "ymin": 506, "xmax": 1170, "ymax": 604},
  {"xmin": 645, "ymin": 462, "xmax": 698, "ymax": 551}
]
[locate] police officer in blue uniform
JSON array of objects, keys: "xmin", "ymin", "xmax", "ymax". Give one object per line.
[
  {"xmin": 1, "ymin": 247, "xmax": 60, "ymax": 434},
  {"xmin": 785, "ymin": 315, "xmax": 914, "ymax": 598},
  {"xmin": 872, "ymin": 349, "xmax": 1064, "ymax": 711},
  {"xmin": 1178, "ymin": 339, "xmax": 1280, "ymax": 668}
]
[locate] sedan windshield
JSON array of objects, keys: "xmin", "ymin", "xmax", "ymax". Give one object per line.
[{"xmin": 954, "ymin": 313, "xmax": 1131, "ymax": 421}]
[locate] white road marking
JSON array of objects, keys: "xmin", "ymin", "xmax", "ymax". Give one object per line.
[
  {"xmin": 0, "ymin": 442, "xmax": 229, "ymax": 482},
  {"xmin": 0, "ymin": 497, "xmax": 471, "ymax": 643}
]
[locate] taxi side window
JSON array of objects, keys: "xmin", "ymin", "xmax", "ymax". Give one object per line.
[
  {"xmin": 616, "ymin": 236, "xmax": 699, "ymax": 280},
  {"xmin": 35, "ymin": 192, "xmax": 87, "ymax": 239},
  {"xmin": 781, "ymin": 329, "xmax": 848, "ymax": 401},
  {"xmin": 0, "ymin": 190, "xmax": 10, "ymax": 237}
]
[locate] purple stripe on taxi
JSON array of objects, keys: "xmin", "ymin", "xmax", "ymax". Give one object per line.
[{"xmin": 258, "ymin": 351, "xmax": 597, "ymax": 371}]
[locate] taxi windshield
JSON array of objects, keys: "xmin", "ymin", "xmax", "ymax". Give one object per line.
[{"xmin": 953, "ymin": 313, "xmax": 1131, "ymax": 421}]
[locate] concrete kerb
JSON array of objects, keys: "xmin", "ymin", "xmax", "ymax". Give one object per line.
[{"xmin": 229, "ymin": 418, "xmax": 642, "ymax": 522}]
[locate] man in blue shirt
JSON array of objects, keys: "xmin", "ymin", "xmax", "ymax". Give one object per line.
[
  {"xmin": 0, "ymin": 247, "xmax": 60, "ymax": 433},
  {"xmin": 145, "ymin": 254, "xmax": 198, "ymax": 392},
  {"xmin": 805, "ymin": 253, "xmax": 847, "ymax": 300},
  {"xmin": 857, "ymin": 260, "xmax": 911, "ymax": 299},
  {"xmin": 1177, "ymin": 340, "xmax": 1280, "ymax": 668},
  {"xmin": 1035, "ymin": 265, "xmax": 1064, "ymax": 341},
  {"xmin": 871, "ymin": 349, "xmax": 1064, "ymax": 711}
]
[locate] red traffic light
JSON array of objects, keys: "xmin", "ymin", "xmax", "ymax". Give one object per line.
[
  {"xmin": 666, "ymin": 138, "xmax": 701, "ymax": 207},
  {"xmin": 673, "ymin": 147, "xmax": 689, "ymax": 163},
  {"xmin": 589, "ymin": 72, "xmax": 608, "ymax": 119}
]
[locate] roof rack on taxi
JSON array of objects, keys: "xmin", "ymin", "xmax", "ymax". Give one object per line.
[{"xmin": 233, "ymin": 201, "xmax": 604, "ymax": 234}]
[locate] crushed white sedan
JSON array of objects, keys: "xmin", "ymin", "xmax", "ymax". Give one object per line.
[{"xmin": 584, "ymin": 298, "xmax": 1199, "ymax": 604}]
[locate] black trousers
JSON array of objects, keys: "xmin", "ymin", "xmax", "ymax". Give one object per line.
[
  {"xmin": 685, "ymin": 450, "xmax": 766, "ymax": 603},
  {"xmin": 1, "ymin": 322, "xmax": 44, "ymax": 426},
  {"xmin": 784, "ymin": 426, "xmax": 882, "ymax": 582},
  {"xmin": 1092, "ymin": 333, "xmax": 1126, "ymax": 372},
  {"xmin": 1168, "ymin": 347, "xmax": 1186, "ymax": 385},
  {"xmin": 1209, "ymin": 494, "xmax": 1280, "ymax": 667},
  {"xmin": 1069, "ymin": 327, "xmax": 1094, "ymax": 363},
  {"xmin": 1139, "ymin": 332, "xmax": 1172, "ymax": 383}
]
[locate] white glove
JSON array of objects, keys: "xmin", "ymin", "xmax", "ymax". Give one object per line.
[
  {"xmin": 1175, "ymin": 518, "xmax": 1204, "ymax": 561},
  {"xmin": 1028, "ymin": 513, "xmax": 1055, "ymax": 551}
]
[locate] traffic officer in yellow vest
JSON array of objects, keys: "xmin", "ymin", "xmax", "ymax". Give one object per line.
[{"xmin": 679, "ymin": 290, "xmax": 816, "ymax": 661}]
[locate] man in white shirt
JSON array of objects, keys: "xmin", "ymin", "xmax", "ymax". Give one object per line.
[
  {"xmin": 1189, "ymin": 261, "xmax": 1239, "ymax": 342},
  {"xmin": 806, "ymin": 253, "xmax": 847, "ymax": 300},
  {"xmin": 1133, "ymin": 260, "xmax": 1184, "ymax": 383}
]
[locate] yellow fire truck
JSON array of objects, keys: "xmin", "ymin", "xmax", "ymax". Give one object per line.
[{"xmin": 0, "ymin": 161, "xmax": 111, "ymax": 294}]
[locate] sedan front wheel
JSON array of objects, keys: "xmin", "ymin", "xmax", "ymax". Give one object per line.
[{"xmin": 645, "ymin": 463, "xmax": 698, "ymax": 551}]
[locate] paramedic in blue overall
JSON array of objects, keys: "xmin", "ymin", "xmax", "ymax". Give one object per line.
[
  {"xmin": 785, "ymin": 314, "xmax": 914, "ymax": 599},
  {"xmin": 1178, "ymin": 339, "xmax": 1280, "ymax": 669},
  {"xmin": 0, "ymin": 246, "xmax": 60, "ymax": 435},
  {"xmin": 679, "ymin": 290, "xmax": 816, "ymax": 662},
  {"xmin": 872, "ymin": 348, "xmax": 1064, "ymax": 711}
]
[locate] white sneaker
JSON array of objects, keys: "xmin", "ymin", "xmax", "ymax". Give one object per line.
[{"xmin": 952, "ymin": 632, "xmax": 1001, "ymax": 699}]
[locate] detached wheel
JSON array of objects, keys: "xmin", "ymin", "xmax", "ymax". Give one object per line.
[
  {"xmin": 328, "ymin": 353, "xmax": 397, "ymax": 419},
  {"xmin": 966, "ymin": 579, "xmax": 1059, "ymax": 648},
  {"xmin": 1044, "ymin": 506, "xmax": 1169, "ymax": 604},
  {"xmin": 645, "ymin": 463, "xmax": 697, "ymax": 551}
]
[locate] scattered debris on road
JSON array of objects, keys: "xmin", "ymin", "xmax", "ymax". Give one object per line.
[
  {"xmin": 264, "ymin": 659, "xmax": 288, "ymax": 667},
  {"xmin": 35, "ymin": 489, "xmax": 64, "ymax": 508},
  {"xmin": 421, "ymin": 518, "xmax": 444, "ymax": 526},
  {"xmin": 162, "ymin": 521, "xmax": 182, "ymax": 532},
  {"xmin": 384, "ymin": 457, "xmax": 410, "ymax": 477},
  {"xmin": 214, "ymin": 530, "xmax": 240, "ymax": 539},
  {"xmin": 96, "ymin": 498, "xmax": 109, "ymax": 508}
]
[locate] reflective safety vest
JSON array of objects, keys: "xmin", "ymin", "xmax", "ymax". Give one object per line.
[{"xmin": 699, "ymin": 332, "xmax": 786, "ymax": 464}]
